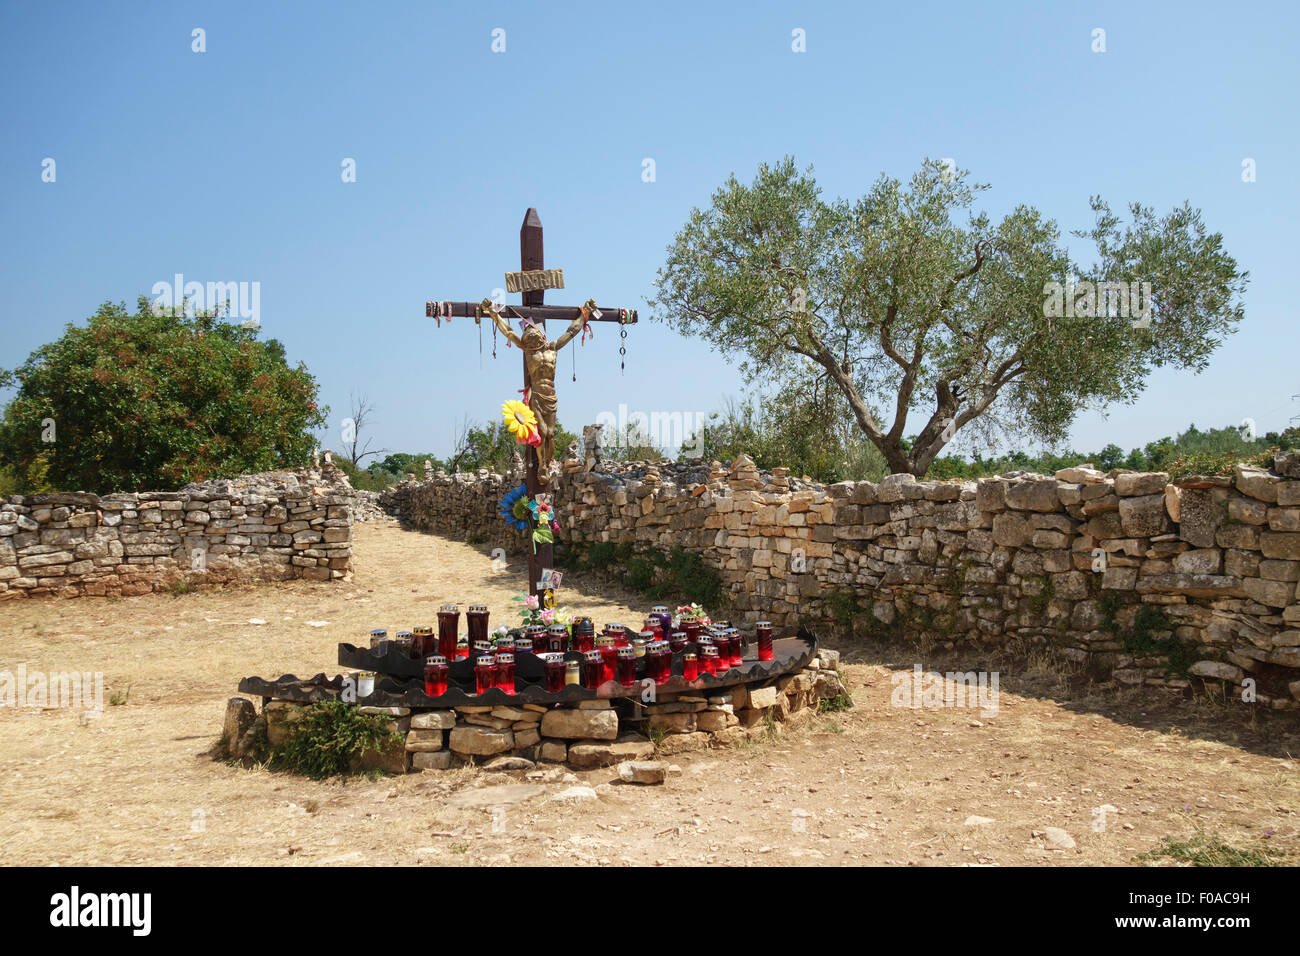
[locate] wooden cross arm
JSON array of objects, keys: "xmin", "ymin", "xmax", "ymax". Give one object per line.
[{"xmin": 425, "ymin": 301, "xmax": 638, "ymax": 324}]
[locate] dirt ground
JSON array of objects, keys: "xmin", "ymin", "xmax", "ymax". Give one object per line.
[{"xmin": 0, "ymin": 520, "xmax": 1296, "ymax": 867}]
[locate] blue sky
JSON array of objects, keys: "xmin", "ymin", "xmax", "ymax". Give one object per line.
[{"xmin": 2, "ymin": 0, "xmax": 1297, "ymax": 464}]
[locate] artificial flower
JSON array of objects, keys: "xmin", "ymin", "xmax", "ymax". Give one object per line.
[
  {"xmin": 502, "ymin": 399, "xmax": 540, "ymax": 445},
  {"xmin": 674, "ymin": 603, "xmax": 711, "ymax": 627},
  {"xmin": 539, "ymin": 608, "xmax": 556, "ymax": 625},
  {"xmin": 498, "ymin": 484, "xmax": 530, "ymax": 531},
  {"xmin": 525, "ymin": 594, "xmax": 539, "ymax": 610}
]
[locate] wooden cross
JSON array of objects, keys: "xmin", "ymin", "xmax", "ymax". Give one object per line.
[{"xmin": 427, "ymin": 207, "xmax": 638, "ymax": 597}]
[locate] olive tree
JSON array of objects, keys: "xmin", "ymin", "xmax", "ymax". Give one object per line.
[{"xmin": 649, "ymin": 157, "xmax": 1247, "ymax": 476}]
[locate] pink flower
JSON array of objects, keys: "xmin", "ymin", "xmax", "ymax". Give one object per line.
[
  {"xmin": 525, "ymin": 594, "xmax": 539, "ymax": 610},
  {"xmin": 540, "ymin": 608, "xmax": 556, "ymax": 625}
]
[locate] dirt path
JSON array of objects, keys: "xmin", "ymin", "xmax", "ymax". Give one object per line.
[{"xmin": 0, "ymin": 521, "xmax": 1295, "ymax": 866}]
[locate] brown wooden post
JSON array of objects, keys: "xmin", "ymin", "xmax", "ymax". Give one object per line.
[{"xmin": 520, "ymin": 208, "xmax": 552, "ymax": 598}]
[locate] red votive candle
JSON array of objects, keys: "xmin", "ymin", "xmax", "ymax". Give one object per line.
[
  {"xmin": 648, "ymin": 640, "xmax": 671, "ymax": 685},
  {"xmin": 582, "ymin": 649, "xmax": 604, "ymax": 690},
  {"xmin": 726, "ymin": 627, "xmax": 744, "ymax": 668},
  {"xmin": 682, "ymin": 651, "xmax": 699, "ymax": 681},
  {"xmin": 495, "ymin": 652, "xmax": 516, "ymax": 695},
  {"xmin": 475, "ymin": 655, "xmax": 496, "ymax": 695},
  {"xmin": 437, "ymin": 604, "xmax": 460, "ymax": 657},
  {"xmin": 701, "ymin": 644, "xmax": 720, "ymax": 675},
  {"xmin": 467, "ymin": 604, "xmax": 490, "ymax": 645},
  {"xmin": 650, "ymin": 606, "xmax": 673, "ymax": 638},
  {"xmin": 617, "ymin": 645, "xmax": 636, "ymax": 687},
  {"xmin": 597, "ymin": 636, "xmax": 618, "ymax": 684},
  {"xmin": 424, "ymin": 655, "xmax": 449, "ymax": 698},
  {"xmin": 697, "ymin": 636, "xmax": 716, "ymax": 672},
  {"xmin": 669, "ymin": 630, "xmax": 688, "ymax": 654},
  {"xmin": 681, "ymin": 619, "xmax": 700, "ymax": 644},
  {"xmin": 543, "ymin": 653, "xmax": 566, "ymax": 693},
  {"xmin": 412, "ymin": 626, "xmax": 433, "ymax": 658},
  {"xmin": 756, "ymin": 621, "xmax": 774, "ymax": 661},
  {"xmin": 528, "ymin": 625, "xmax": 549, "ymax": 654},
  {"xmin": 643, "ymin": 619, "xmax": 664, "ymax": 643}
]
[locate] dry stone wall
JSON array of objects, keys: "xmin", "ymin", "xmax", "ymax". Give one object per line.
[
  {"xmin": 0, "ymin": 467, "xmax": 354, "ymax": 600},
  {"xmin": 383, "ymin": 452, "xmax": 1300, "ymax": 707}
]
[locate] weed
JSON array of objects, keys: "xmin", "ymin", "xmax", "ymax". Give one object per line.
[
  {"xmin": 1136, "ymin": 831, "xmax": 1285, "ymax": 867},
  {"xmin": 168, "ymin": 579, "xmax": 196, "ymax": 597},
  {"xmin": 818, "ymin": 692, "xmax": 854, "ymax": 713},
  {"xmin": 1027, "ymin": 575, "xmax": 1056, "ymax": 617},
  {"xmin": 109, "ymin": 684, "xmax": 132, "ymax": 706}
]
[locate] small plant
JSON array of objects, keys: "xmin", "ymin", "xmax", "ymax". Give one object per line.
[
  {"xmin": 818, "ymin": 692, "xmax": 853, "ymax": 713},
  {"xmin": 824, "ymin": 589, "xmax": 860, "ymax": 627},
  {"xmin": 109, "ymin": 684, "xmax": 132, "ymax": 706},
  {"xmin": 1137, "ymin": 831, "xmax": 1285, "ymax": 867},
  {"xmin": 1027, "ymin": 575, "xmax": 1056, "ymax": 617},
  {"xmin": 762, "ymin": 708, "xmax": 780, "ymax": 741},
  {"xmin": 648, "ymin": 727, "xmax": 669, "ymax": 752},
  {"xmin": 273, "ymin": 700, "xmax": 402, "ymax": 780},
  {"xmin": 1167, "ymin": 448, "xmax": 1276, "ymax": 482},
  {"xmin": 168, "ymin": 578, "xmax": 197, "ymax": 597}
]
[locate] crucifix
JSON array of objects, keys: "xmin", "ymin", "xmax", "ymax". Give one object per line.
[{"xmin": 427, "ymin": 207, "xmax": 638, "ymax": 597}]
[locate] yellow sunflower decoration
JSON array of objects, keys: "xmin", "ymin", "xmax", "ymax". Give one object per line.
[{"xmin": 501, "ymin": 399, "xmax": 540, "ymax": 445}]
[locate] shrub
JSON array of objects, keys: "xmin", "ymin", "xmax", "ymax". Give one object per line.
[{"xmin": 273, "ymin": 701, "xmax": 402, "ymax": 779}]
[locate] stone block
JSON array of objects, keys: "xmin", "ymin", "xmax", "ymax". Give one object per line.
[
  {"xmin": 448, "ymin": 726, "xmax": 513, "ymax": 756},
  {"xmin": 540, "ymin": 707, "xmax": 618, "ymax": 740}
]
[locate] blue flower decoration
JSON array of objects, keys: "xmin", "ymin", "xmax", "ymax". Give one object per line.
[{"xmin": 498, "ymin": 484, "xmax": 530, "ymax": 531}]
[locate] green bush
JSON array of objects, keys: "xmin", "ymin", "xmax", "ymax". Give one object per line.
[
  {"xmin": 0, "ymin": 297, "xmax": 326, "ymax": 493},
  {"xmin": 273, "ymin": 701, "xmax": 402, "ymax": 780}
]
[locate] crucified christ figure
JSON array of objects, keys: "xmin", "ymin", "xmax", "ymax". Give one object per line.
[{"xmin": 485, "ymin": 298, "xmax": 597, "ymax": 486}]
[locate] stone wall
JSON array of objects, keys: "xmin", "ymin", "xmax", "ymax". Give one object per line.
[
  {"xmin": 0, "ymin": 467, "xmax": 355, "ymax": 599},
  {"xmin": 382, "ymin": 452, "xmax": 1300, "ymax": 707}
]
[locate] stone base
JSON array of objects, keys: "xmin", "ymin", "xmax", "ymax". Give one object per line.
[{"xmin": 222, "ymin": 654, "xmax": 846, "ymax": 775}]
